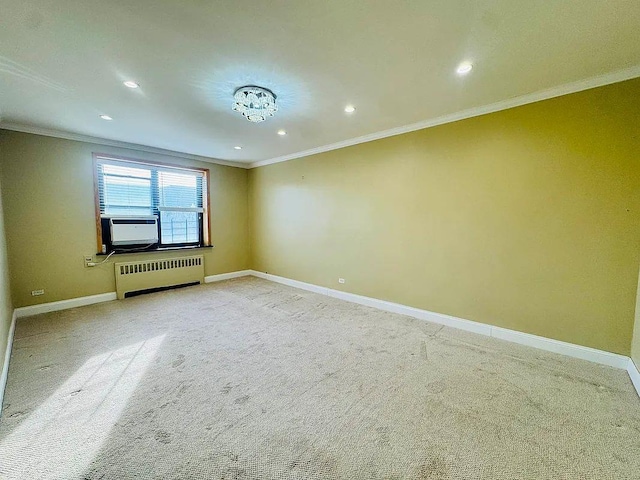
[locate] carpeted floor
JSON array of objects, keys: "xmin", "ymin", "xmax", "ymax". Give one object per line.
[{"xmin": 0, "ymin": 277, "xmax": 638, "ymax": 479}]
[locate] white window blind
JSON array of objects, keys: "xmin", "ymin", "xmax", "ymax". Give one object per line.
[{"xmin": 100, "ymin": 163, "xmax": 153, "ymax": 216}]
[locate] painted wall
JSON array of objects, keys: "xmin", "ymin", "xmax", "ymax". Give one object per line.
[
  {"xmin": 0, "ymin": 130, "xmax": 250, "ymax": 308},
  {"xmin": 249, "ymin": 78, "xmax": 640, "ymax": 356},
  {"xmin": 0, "ymin": 173, "xmax": 13, "ymax": 381}
]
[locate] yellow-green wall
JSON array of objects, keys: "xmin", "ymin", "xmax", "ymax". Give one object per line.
[
  {"xmin": 1, "ymin": 79, "xmax": 639, "ymax": 357},
  {"xmin": 249, "ymin": 78, "xmax": 640, "ymax": 356},
  {"xmin": 0, "ymin": 172, "xmax": 13, "ymax": 380},
  {"xmin": 0, "ymin": 130, "xmax": 250, "ymax": 308}
]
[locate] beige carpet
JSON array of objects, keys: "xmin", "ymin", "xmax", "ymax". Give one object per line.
[{"xmin": 0, "ymin": 277, "xmax": 638, "ymax": 479}]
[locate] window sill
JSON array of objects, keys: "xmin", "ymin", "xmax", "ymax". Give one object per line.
[{"xmin": 97, "ymin": 245, "xmax": 214, "ymax": 256}]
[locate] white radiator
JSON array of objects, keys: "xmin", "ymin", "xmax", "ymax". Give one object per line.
[{"xmin": 114, "ymin": 255, "xmax": 204, "ymax": 299}]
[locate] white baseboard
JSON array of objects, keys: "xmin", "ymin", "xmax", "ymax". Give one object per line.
[
  {"xmin": 204, "ymin": 270, "xmax": 252, "ymax": 283},
  {"xmin": 249, "ymin": 271, "xmax": 630, "ymax": 370},
  {"xmin": 12, "ymin": 269, "xmax": 254, "ymax": 318},
  {"xmin": 490, "ymin": 326, "xmax": 628, "ymax": 369},
  {"xmin": 2, "ymin": 272, "xmax": 635, "ymax": 401},
  {"xmin": 14, "ymin": 292, "xmax": 117, "ymax": 318},
  {"xmin": 251, "ymin": 271, "xmax": 329, "ymax": 296},
  {"xmin": 327, "ymin": 286, "xmax": 492, "ymax": 336},
  {"xmin": 0, "ymin": 309, "xmax": 17, "ymax": 417},
  {"xmin": 628, "ymin": 359, "xmax": 640, "ymax": 398}
]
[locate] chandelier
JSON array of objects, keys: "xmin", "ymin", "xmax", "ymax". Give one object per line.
[{"xmin": 232, "ymin": 85, "xmax": 278, "ymax": 122}]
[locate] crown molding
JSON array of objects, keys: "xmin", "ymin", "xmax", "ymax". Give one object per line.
[
  {"xmin": 2, "ymin": 65, "xmax": 638, "ymax": 171},
  {"xmin": 0, "ymin": 123, "xmax": 250, "ymax": 169},
  {"xmin": 250, "ymin": 64, "xmax": 640, "ymax": 169}
]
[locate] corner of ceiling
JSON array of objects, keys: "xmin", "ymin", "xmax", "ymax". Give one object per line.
[
  {"xmin": 0, "ymin": 123, "xmax": 251, "ymax": 169},
  {"xmin": 2, "ymin": 64, "xmax": 638, "ymax": 172},
  {"xmin": 247, "ymin": 64, "xmax": 640, "ymax": 169}
]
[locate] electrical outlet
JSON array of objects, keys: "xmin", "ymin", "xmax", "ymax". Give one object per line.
[
  {"xmin": 338, "ymin": 278, "xmax": 345, "ymax": 284},
  {"xmin": 31, "ymin": 289, "xmax": 44, "ymax": 296},
  {"xmin": 84, "ymin": 255, "xmax": 93, "ymax": 267}
]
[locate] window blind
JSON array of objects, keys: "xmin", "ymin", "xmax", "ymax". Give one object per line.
[
  {"xmin": 156, "ymin": 170, "xmax": 204, "ymax": 212},
  {"xmin": 98, "ymin": 162, "xmax": 153, "ymax": 216}
]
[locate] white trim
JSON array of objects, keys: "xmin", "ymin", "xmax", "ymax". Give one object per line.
[
  {"xmin": 628, "ymin": 359, "xmax": 640, "ymax": 399},
  {"xmin": 250, "ymin": 65, "xmax": 640, "ymax": 169},
  {"xmin": 11, "ymin": 271, "xmax": 255, "ymax": 318},
  {"xmin": 204, "ymin": 270, "xmax": 252, "ymax": 283},
  {"xmin": 0, "ymin": 124, "xmax": 248, "ymax": 169},
  {"xmin": 326, "ymin": 287, "xmax": 491, "ymax": 336},
  {"xmin": 251, "ymin": 271, "xmax": 328, "ymax": 296},
  {"xmin": 9, "ymin": 270, "xmax": 253, "ymax": 320},
  {"xmin": 0, "ymin": 310, "xmax": 17, "ymax": 416},
  {"xmin": 0, "ymin": 276, "xmax": 634, "ymax": 408},
  {"xmin": 2, "ymin": 67, "xmax": 638, "ymax": 172},
  {"xmin": 14, "ymin": 292, "xmax": 117, "ymax": 318},
  {"xmin": 491, "ymin": 327, "xmax": 628, "ymax": 369},
  {"xmin": 248, "ymin": 271, "xmax": 630, "ymax": 370}
]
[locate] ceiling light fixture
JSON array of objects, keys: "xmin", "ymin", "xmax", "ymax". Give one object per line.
[
  {"xmin": 234, "ymin": 146, "xmax": 242, "ymax": 150},
  {"xmin": 344, "ymin": 105, "xmax": 356, "ymax": 113},
  {"xmin": 232, "ymin": 85, "xmax": 278, "ymax": 122},
  {"xmin": 123, "ymin": 81, "xmax": 139, "ymax": 88},
  {"xmin": 277, "ymin": 129, "xmax": 287, "ymax": 136},
  {"xmin": 99, "ymin": 115, "xmax": 113, "ymax": 120},
  {"xmin": 456, "ymin": 62, "xmax": 473, "ymax": 75}
]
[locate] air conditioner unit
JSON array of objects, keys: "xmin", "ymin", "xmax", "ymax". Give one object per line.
[{"xmin": 109, "ymin": 216, "xmax": 159, "ymax": 246}]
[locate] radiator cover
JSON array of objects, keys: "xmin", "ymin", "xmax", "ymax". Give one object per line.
[{"xmin": 114, "ymin": 255, "xmax": 204, "ymax": 299}]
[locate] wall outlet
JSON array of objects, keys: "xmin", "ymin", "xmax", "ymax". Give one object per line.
[
  {"xmin": 84, "ymin": 255, "xmax": 93, "ymax": 267},
  {"xmin": 338, "ymin": 278, "xmax": 345, "ymax": 284},
  {"xmin": 31, "ymin": 289, "xmax": 45, "ymax": 296}
]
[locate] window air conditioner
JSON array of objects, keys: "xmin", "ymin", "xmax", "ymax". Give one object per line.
[{"xmin": 109, "ymin": 216, "xmax": 159, "ymax": 246}]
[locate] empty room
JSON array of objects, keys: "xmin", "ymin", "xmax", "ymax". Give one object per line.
[{"xmin": 0, "ymin": 1, "xmax": 639, "ymax": 479}]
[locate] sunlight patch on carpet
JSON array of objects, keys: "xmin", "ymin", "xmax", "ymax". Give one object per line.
[{"xmin": 0, "ymin": 335, "xmax": 165, "ymax": 479}]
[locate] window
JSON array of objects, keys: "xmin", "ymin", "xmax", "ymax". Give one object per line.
[{"xmin": 94, "ymin": 155, "xmax": 210, "ymax": 253}]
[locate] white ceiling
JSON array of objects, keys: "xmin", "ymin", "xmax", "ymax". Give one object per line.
[{"xmin": 0, "ymin": 1, "xmax": 639, "ymax": 166}]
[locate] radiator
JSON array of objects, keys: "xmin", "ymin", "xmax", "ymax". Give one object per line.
[{"xmin": 114, "ymin": 255, "xmax": 204, "ymax": 299}]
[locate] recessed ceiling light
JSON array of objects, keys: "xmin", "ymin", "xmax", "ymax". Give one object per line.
[
  {"xmin": 277, "ymin": 129, "xmax": 287, "ymax": 136},
  {"xmin": 456, "ymin": 62, "xmax": 473, "ymax": 75},
  {"xmin": 123, "ymin": 81, "xmax": 139, "ymax": 88},
  {"xmin": 234, "ymin": 146, "xmax": 242, "ymax": 150},
  {"xmin": 344, "ymin": 105, "xmax": 356, "ymax": 113},
  {"xmin": 99, "ymin": 115, "xmax": 113, "ymax": 120}
]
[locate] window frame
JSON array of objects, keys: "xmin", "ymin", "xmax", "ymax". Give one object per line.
[{"xmin": 92, "ymin": 153, "xmax": 211, "ymax": 254}]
